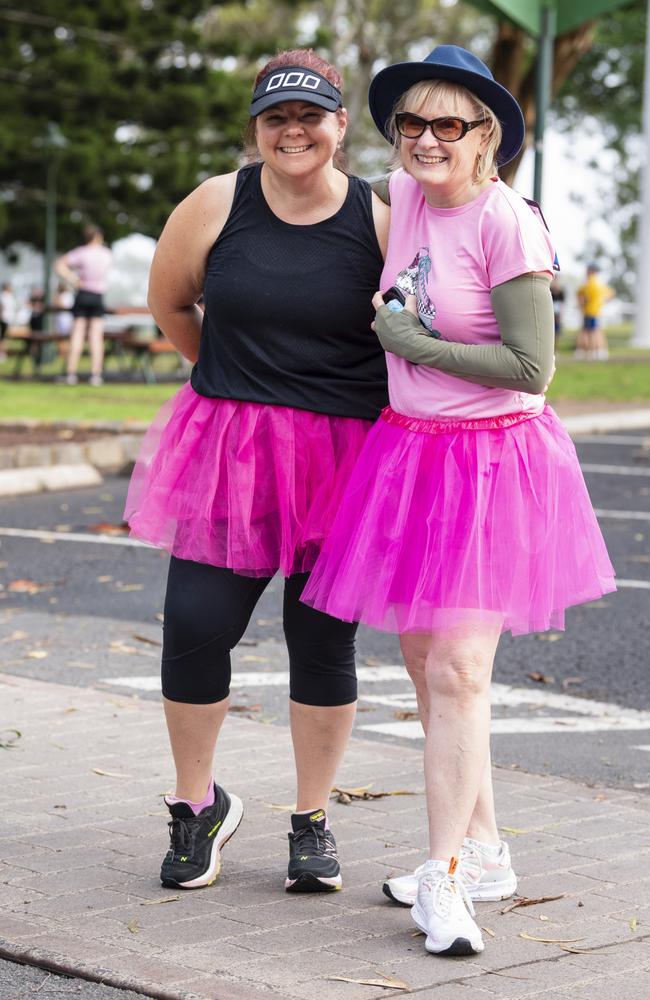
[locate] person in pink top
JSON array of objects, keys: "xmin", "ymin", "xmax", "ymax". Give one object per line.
[
  {"xmin": 302, "ymin": 46, "xmax": 615, "ymax": 957},
  {"xmin": 55, "ymin": 224, "xmax": 112, "ymax": 385}
]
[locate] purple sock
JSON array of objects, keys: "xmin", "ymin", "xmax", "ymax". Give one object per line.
[{"xmin": 166, "ymin": 780, "xmax": 215, "ymax": 817}]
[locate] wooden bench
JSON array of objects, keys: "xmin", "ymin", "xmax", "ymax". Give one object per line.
[
  {"xmin": 117, "ymin": 328, "xmax": 188, "ymax": 383},
  {"xmin": 6, "ymin": 328, "xmax": 68, "ymax": 377},
  {"xmin": 5, "ymin": 321, "xmax": 187, "ymax": 384}
]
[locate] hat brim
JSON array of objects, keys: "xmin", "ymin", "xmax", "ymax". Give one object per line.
[
  {"xmin": 249, "ymin": 91, "xmax": 341, "ymax": 116},
  {"xmin": 368, "ymin": 62, "xmax": 524, "ymax": 166}
]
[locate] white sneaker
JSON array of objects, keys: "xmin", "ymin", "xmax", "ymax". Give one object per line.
[
  {"xmin": 383, "ymin": 837, "xmax": 517, "ymax": 906},
  {"xmin": 411, "ymin": 859, "xmax": 484, "ymax": 956}
]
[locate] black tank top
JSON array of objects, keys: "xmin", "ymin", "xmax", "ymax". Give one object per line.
[{"xmin": 191, "ymin": 163, "xmax": 388, "ymax": 420}]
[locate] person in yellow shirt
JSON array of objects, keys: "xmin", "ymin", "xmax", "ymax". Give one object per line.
[{"xmin": 575, "ymin": 264, "xmax": 614, "ymax": 360}]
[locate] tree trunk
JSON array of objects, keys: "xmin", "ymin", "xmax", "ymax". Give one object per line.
[{"xmin": 492, "ymin": 20, "xmax": 597, "ymax": 185}]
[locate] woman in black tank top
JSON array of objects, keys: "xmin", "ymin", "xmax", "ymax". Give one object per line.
[{"xmin": 124, "ymin": 50, "xmax": 390, "ymax": 897}]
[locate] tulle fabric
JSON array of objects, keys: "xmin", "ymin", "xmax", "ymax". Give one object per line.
[
  {"xmin": 301, "ymin": 405, "xmax": 616, "ymax": 635},
  {"xmin": 124, "ymin": 383, "xmax": 372, "ymax": 577}
]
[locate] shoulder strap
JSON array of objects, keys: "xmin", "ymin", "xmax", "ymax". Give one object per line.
[{"xmin": 522, "ymin": 196, "xmax": 560, "ymax": 272}]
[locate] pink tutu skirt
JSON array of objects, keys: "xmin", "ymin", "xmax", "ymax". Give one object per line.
[
  {"xmin": 124, "ymin": 384, "xmax": 372, "ymax": 577},
  {"xmin": 301, "ymin": 405, "xmax": 616, "ymax": 635}
]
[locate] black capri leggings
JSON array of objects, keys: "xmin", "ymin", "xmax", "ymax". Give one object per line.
[{"xmin": 161, "ymin": 556, "xmax": 358, "ymax": 707}]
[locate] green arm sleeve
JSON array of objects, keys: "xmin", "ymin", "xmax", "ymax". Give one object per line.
[
  {"xmin": 374, "ymin": 273, "xmax": 555, "ymax": 394},
  {"xmin": 369, "ymin": 175, "xmax": 391, "ymax": 205}
]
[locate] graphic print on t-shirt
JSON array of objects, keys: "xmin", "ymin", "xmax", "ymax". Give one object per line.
[{"xmin": 393, "ymin": 247, "xmax": 441, "ymax": 338}]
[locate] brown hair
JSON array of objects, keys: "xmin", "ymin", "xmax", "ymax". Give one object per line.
[
  {"xmin": 385, "ymin": 80, "xmax": 502, "ymax": 182},
  {"xmin": 243, "ymin": 49, "xmax": 346, "ymax": 168},
  {"xmin": 83, "ymin": 223, "xmax": 104, "ymax": 243}
]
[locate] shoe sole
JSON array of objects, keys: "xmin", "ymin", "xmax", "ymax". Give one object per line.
[
  {"xmin": 412, "ymin": 904, "xmax": 484, "ymax": 956},
  {"xmin": 382, "ymin": 873, "xmax": 517, "ymax": 907},
  {"xmin": 466, "ymin": 872, "xmax": 517, "ymax": 902},
  {"xmin": 382, "ymin": 882, "xmax": 411, "ymax": 907},
  {"xmin": 160, "ymin": 793, "xmax": 244, "ymax": 890},
  {"xmin": 285, "ymin": 871, "xmax": 342, "ymax": 893}
]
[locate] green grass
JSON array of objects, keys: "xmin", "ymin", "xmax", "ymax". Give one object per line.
[
  {"xmin": 1, "ymin": 324, "xmax": 648, "ymax": 424},
  {"xmin": 546, "ymin": 358, "xmax": 650, "ymax": 404},
  {"xmin": 0, "ymin": 380, "xmax": 180, "ymax": 423}
]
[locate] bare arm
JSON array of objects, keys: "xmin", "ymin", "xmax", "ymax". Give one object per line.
[
  {"xmin": 147, "ymin": 172, "xmax": 238, "ymax": 362},
  {"xmin": 373, "ymin": 273, "xmax": 555, "ymax": 394},
  {"xmin": 54, "ymin": 256, "xmax": 80, "ymax": 288}
]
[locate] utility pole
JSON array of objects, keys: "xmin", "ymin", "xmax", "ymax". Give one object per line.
[
  {"xmin": 533, "ymin": 3, "xmax": 556, "ymax": 203},
  {"xmin": 633, "ymin": 0, "xmax": 650, "ymax": 345},
  {"xmin": 42, "ymin": 123, "xmax": 67, "ymax": 334}
]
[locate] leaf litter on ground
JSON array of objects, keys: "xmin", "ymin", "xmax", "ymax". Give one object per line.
[
  {"xmin": 501, "ymin": 894, "xmax": 565, "ymax": 913},
  {"xmin": 0, "ymin": 729, "xmax": 21, "ymax": 749},
  {"xmin": 331, "ymin": 784, "xmax": 417, "ymax": 804},
  {"xmin": 329, "ymin": 972, "xmax": 410, "ymax": 991}
]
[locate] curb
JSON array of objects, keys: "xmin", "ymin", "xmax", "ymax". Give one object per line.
[
  {"xmin": 0, "ymin": 431, "xmax": 145, "ymax": 475},
  {"xmin": 561, "ymin": 409, "xmax": 650, "ymax": 434},
  {"xmin": 0, "ymin": 409, "xmax": 648, "ymax": 500},
  {"xmin": 0, "ymin": 463, "xmax": 102, "ymax": 498}
]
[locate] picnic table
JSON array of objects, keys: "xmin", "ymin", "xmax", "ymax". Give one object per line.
[{"xmin": 5, "ymin": 307, "xmax": 187, "ymax": 383}]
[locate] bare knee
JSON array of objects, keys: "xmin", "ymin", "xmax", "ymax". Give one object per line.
[{"xmin": 426, "ymin": 644, "xmax": 493, "ymax": 703}]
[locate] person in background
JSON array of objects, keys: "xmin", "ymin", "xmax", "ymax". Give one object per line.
[
  {"xmin": 55, "ymin": 224, "xmax": 112, "ymax": 385},
  {"xmin": 302, "ymin": 45, "xmax": 615, "ymax": 958},
  {"xmin": 53, "ymin": 282, "xmax": 74, "ymax": 336},
  {"xmin": 575, "ymin": 263, "xmax": 614, "ymax": 360},
  {"xmin": 28, "ymin": 288, "xmax": 45, "ymax": 333},
  {"xmin": 0, "ymin": 281, "xmax": 15, "ymax": 361}
]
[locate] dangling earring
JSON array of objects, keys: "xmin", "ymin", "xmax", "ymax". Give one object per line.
[{"xmin": 474, "ymin": 152, "xmax": 484, "ymax": 181}]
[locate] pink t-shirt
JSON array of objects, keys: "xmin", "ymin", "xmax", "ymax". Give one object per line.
[
  {"xmin": 381, "ymin": 170, "xmax": 556, "ymax": 420},
  {"xmin": 64, "ymin": 244, "xmax": 113, "ymax": 294}
]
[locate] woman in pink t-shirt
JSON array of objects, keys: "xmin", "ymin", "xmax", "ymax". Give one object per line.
[
  {"xmin": 55, "ymin": 224, "xmax": 112, "ymax": 385},
  {"xmin": 302, "ymin": 46, "xmax": 615, "ymax": 957}
]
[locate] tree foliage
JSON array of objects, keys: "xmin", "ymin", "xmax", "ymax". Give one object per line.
[
  {"xmin": 552, "ymin": 0, "xmax": 646, "ymax": 291},
  {"xmin": 1, "ymin": 0, "xmax": 645, "ymax": 288},
  {"xmin": 0, "ymin": 1, "xmax": 296, "ymax": 253}
]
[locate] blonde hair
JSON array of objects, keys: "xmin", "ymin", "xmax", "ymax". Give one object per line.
[{"xmin": 385, "ymin": 79, "xmax": 502, "ymax": 183}]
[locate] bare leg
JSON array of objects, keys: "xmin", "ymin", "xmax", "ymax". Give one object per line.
[
  {"xmin": 66, "ymin": 317, "xmax": 87, "ymax": 375},
  {"xmin": 290, "ymin": 700, "xmax": 356, "ymax": 811},
  {"xmin": 401, "ymin": 623, "xmax": 501, "ymax": 859},
  {"xmin": 466, "ymin": 750, "xmax": 500, "ymax": 845},
  {"xmin": 163, "ymin": 696, "xmax": 230, "ymax": 801},
  {"xmin": 87, "ymin": 317, "xmax": 105, "ymax": 377}
]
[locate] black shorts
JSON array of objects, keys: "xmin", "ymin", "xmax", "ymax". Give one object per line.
[{"xmin": 73, "ymin": 290, "xmax": 104, "ymax": 319}]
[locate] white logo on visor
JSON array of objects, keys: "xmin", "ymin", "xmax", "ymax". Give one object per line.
[{"xmin": 265, "ymin": 72, "xmax": 322, "ymax": 93}]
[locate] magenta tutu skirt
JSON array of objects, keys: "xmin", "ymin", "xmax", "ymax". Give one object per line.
[
  {"xmin": 124, "ymin": 384, "xmax": 372, "ymax": 577},
  {"xmin": 301, "ymin": 405, "xmax": 616, "ymax": 635}
]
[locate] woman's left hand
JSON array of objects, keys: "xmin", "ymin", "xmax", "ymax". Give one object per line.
[{"xmin": 371, "ymin": 291, "xmax": 418, "ymax": 331}]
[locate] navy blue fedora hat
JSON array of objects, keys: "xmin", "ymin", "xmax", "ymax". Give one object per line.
[{"xmin": 368, "ymin": 44, "xmax": 525, "ymax": 166}]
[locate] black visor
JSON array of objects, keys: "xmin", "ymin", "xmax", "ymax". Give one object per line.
[{"xmin": 249, "ymin": 67, "xmax": 342, "ymax": 116}]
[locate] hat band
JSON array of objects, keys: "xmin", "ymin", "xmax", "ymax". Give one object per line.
[{"xmin": 249, "ymin": 67, "xmax": 342, "ymax": 115}]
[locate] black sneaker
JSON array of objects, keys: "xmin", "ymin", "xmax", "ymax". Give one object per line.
[
  {"xmin": 285, "ymin": 809, "xmax": 342, "ymax": 892},
  {"xmin": 160, "ymin": 784, "xmax": 243, "ymax": 889}
]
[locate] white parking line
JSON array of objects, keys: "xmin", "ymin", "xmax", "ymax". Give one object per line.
[
  {"xmin": 2, "ymin": 504, "xmax": 650, "ymax": 552},
  {"xmin": 101, "ymin": 672, "xmax": 650, "ymax": 737},
  {"xmin": 581, "ymin": 464, "xmax": 650, "ymax": 477},
  {"xmin": 616, "ymin": 579, "xmax": 650, "ymax": 590},
  {"xmin": 103, "ymin": 666, "xmax": 408, "ymax": 692},
  {"xmin": 0, "ymin": 526, "xmax": 153, "ymax": 547},
  {"xmin": 593, "ymin": 509, "xmax": 650, "ymax": 521}
]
